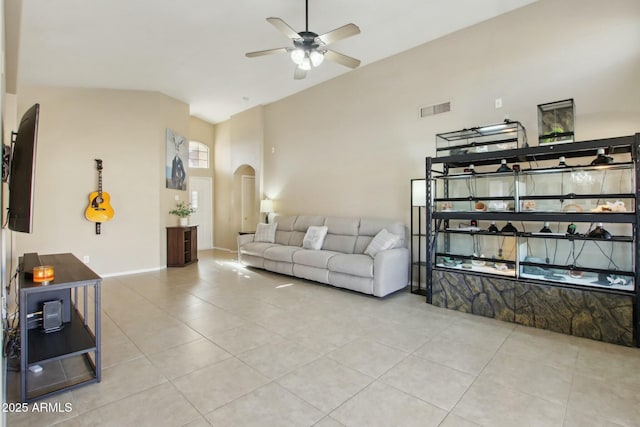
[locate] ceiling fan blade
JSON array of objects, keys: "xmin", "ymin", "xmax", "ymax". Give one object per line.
[
  {"xmin": 324, "ymin": 50, "xmax": 361, "ymax": 69},
  {"xmin": 294, "ymin": 67, "xmax": 307, "ymax": 80},
  {"xmin": 316, "ymin": 23, "xmax": 360, "ymax": 45},
  {"xmin": 245, "ymin": 47, "xmax": 289, "ymax": 58},
  {"xmin": 267, "ymin": 17, "xmax": 301, "ymax": 40}
]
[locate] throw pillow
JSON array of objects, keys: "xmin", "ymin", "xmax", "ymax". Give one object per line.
[
  {"xmin": 365, "ymin": 229, "xmax": 400, "ymax": 257},
  {"xmin": 254, "ymin": 222, "xmax": 277, "ymax": 243},
  {"xmin": 303, "ymin": 226, "xmax": 328, "ymax": 250}
]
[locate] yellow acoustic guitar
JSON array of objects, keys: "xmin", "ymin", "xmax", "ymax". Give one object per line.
[{"xmin": 85, "ymin": 159, "xmax": 114, "ymax": 233}]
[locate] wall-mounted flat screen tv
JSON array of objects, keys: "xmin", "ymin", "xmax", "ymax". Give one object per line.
[{"xmin": 8, "ymin": 103, "xmax": 40, "ymax": 233}]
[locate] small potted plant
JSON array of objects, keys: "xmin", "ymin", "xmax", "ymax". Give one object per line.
[{"xmin": 169, "ymin": 201, "xmax": 196, "ymax": 226}]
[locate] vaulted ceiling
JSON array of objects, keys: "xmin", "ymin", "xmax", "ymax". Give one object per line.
[{"xmin": 17, "ymin": 0, "xmax": 538, "ymax": 123}]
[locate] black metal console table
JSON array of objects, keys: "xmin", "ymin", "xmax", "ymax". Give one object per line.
[{"xmin": 19, "ymin": 253, "xmax": 101, "ymax": 402}]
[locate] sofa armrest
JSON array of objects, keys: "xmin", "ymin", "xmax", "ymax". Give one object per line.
[
  {"xmin": 373, "ymin": 247, "xmax": 410, "ymax": 297},
  {"xmin": 237, "ymin": 233, "xmax": 255, "ymax": 249}
]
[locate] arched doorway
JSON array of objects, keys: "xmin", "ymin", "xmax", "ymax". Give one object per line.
[{"xmin": 233, "ymin": 165, "xmax": 257, "ymax": 232}]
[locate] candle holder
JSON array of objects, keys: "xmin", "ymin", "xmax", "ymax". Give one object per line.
[{"xmin": 33, "ymin": 265, "xmax": 55, "ymax": 284}]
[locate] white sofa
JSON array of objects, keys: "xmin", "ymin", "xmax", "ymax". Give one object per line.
[{"xmin": 237, "ymin": 215, "xmax": 409, "ymax": 297}]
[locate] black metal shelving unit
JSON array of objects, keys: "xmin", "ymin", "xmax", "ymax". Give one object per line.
[{"xmin": 424, "ymin": 133, "xmax": 640, "ymax": 346}]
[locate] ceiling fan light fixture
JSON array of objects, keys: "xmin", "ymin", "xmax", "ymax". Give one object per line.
[
  {"xmin": 300, "ymin": 55, "xmax": 312, "ymax": 71},
  {"xmin": 309, "ymin": 50, "xmax": 324, "ymax": 67},
  {"xmin": 246, "ymin": 1, "xmax": 361, "ymax": 80},
  {"xmin": 290, "ymin": 48, "xmax": 305, "ymax": 65}
]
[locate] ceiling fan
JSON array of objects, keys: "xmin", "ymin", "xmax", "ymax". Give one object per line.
[{"xmin": 245, "ymin": 0, "xmax": 361, "ymax": 80}]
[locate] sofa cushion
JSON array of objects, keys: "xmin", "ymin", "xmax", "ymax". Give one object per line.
[
  {"xmin": 322, "ymin": 235, "xmax": 357, "ymax": 254},
  {"xmin": 355, "ymin": 220, "xmax": 405, "ymax": 253},
  {"xmin": 288, "ymin": 231, "xmax": 306, "ymax": 247},
  {"xmin": 294, "ymin": 216, "xmax": 325, "ymax": 231},
  {"xmin": 354, "ymin": 236, "xmax": 373, "ymax": 254},
  {"xmin": 240, "ymin": 242, "xmax": 278, "ymax": 257},
  {"xmin": 325, "ymin": 217, "xmax": 360, "ymax": 236},
  {"xmin": 263, "ymin": 245, "xmax": 301, "ymax": 263},
  {"xmin": 273, "ymin": 215, "xmax": 297, "ymax": 230},
  {"xmin": 282, "ymin": 216, "xmax": 323, "ymax": 247},
  {"xmin": 293, "ymin": 249, "xmax": 340, "ymax": 269},
  {"xmin": 364, "ymin": 229, "xmax": 401, "ymax": 257},
  {"xmin": 273, "ymin": 215, "xmax": 298, "ymax": 245},
  {"xmin": 328, "ymin": 254, "xmax": 373, "ymax": 278},
  {"xmin": 254, "ymin": 223, "xmax": 277, "ymax": 243},
  {"xmin": 303, "ymin": 226, "xmax": 328, "ymax": 250},
  {"xmin": 359, "ymin": 219, "xmax": 406, "ymax": 247}
]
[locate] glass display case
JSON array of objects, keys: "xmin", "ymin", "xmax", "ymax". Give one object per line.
[
  {"xmin": 434, "ymin": 172, "xmax": 515, "ymax": 212},
  {"xmin": 423, "ymin": 133, "xmax": 640, "ymax": 346},
  {"xmin": 429, "ymin": 153, "xmax": 636, "ymax": 292},
  {"xmin": 538, "ymin": 99, "xmax": 575, "ymax": 145},
  {"xmin": 519, "ymin": 163, "xmax": 635, "ymax": 214},
  {"xmin": 435, "ymin": 120, "xmax": 526, "ymax": 157},
  {"xmin": 434, "ymin": 229, "xmax": 517, "ymax": 278},
  {"xmin": 518, "ymin": 228, "xmax": 634, "ymax": 291}
]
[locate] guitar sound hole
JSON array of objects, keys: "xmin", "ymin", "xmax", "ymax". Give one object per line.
[{"xmin": 91, "ymin": 197, "xmax": 104, "ymax": 209}]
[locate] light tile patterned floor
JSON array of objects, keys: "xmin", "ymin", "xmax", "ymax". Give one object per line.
[{"xmin": 6, "ymin": 249, "xmax": 640, "ymax": 426}]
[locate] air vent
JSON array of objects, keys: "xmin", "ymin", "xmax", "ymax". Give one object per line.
[{"xmin": 420, "ymin": 102, "xmax": 450, "ymax": 118}]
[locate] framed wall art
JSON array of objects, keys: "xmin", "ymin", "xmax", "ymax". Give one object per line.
[{"xmin": 166, "ymin": 128, "xmax": 188, "ymax": 190}]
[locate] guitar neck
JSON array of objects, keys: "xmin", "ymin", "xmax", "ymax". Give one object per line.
[
  {"xmin": 96, "ymin": 159, "xmax": 103, "ymax": 197},
  {"xmin": 98, "ymin": 169, "xmax": 102, "ymax": 197}
]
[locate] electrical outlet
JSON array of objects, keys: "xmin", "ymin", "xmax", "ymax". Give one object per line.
[
  {"xmin": 83, "ymin": 255, "xmax": 90, "ymax": 264},
  {"xmin": 271, "ymin": 147, "xmax": 276, "ymax": 154},
  {"xmin": 495, "ymin": 98, "xmax": 503, "ymax": 108}
]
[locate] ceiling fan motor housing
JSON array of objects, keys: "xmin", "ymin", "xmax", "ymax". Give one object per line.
[{"xmin": 294, "ymin": 31, "xmax": 322, "ymax": 51}]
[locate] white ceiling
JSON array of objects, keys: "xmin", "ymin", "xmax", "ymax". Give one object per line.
[{"xmin": 18, "ymin": 0, "xmax": 538, "ymax": 124}]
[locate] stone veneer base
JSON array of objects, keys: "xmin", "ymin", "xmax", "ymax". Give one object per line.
[{"xmin": 432, "ymin": 270, "xmax": 634, "ymax": 347}]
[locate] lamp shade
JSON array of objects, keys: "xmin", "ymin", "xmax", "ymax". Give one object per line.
[
  {"xmin": 412, "ymin": 179, "xmax": 427, "ymax": 207},
  {"xmin": 260, "ymin": 199, "xmax": 274, "ymax": 213}
]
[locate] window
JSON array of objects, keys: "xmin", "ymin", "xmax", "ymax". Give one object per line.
[{"xmin": 189, "ymin": 141, "xmax": 209, "ymax": 169}]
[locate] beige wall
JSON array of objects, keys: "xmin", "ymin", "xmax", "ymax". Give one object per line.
[
  {"xmin": 261, "ymin": 0, "xmax": 640, "ymax": 225},
  {"xmin": 188, "ymin": 116, "xmax": 214, "ymax": 178},
  {"xmin": 14, "ymin": 86, "xmax": 190, "ymax": 276},
  {"xmin": 213, "ymin": 120, "xmax": 232, "ymax": 249},
  {"xmin": 213, "ymin": 107, "xmax": 263, "ymax": 250}
]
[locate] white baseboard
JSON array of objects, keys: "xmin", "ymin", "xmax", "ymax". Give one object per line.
[
  {"xmin": 213, "ymin": 247, "xmax": 237, "ymax": 253},
  {"xmin": 97, "ymin": 248, "xmax": 237, "ymax": 278},
  {"xmin": 100, "ymin": 266, "xmax": 165, "ymax": 278}
]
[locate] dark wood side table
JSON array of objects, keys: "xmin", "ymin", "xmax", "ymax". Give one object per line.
[{"xmin": 167, "ymin": 226, "xmax": 198, "ymax": 267}]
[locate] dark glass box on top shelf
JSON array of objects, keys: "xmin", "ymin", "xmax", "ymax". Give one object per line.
[
  {"xmin": 538, "ymin": 98, "xmax": 575, "ymax": 145},
  {"xmin": 425, "ymin": 132, "xmax": 640, "ymax": 346}
]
